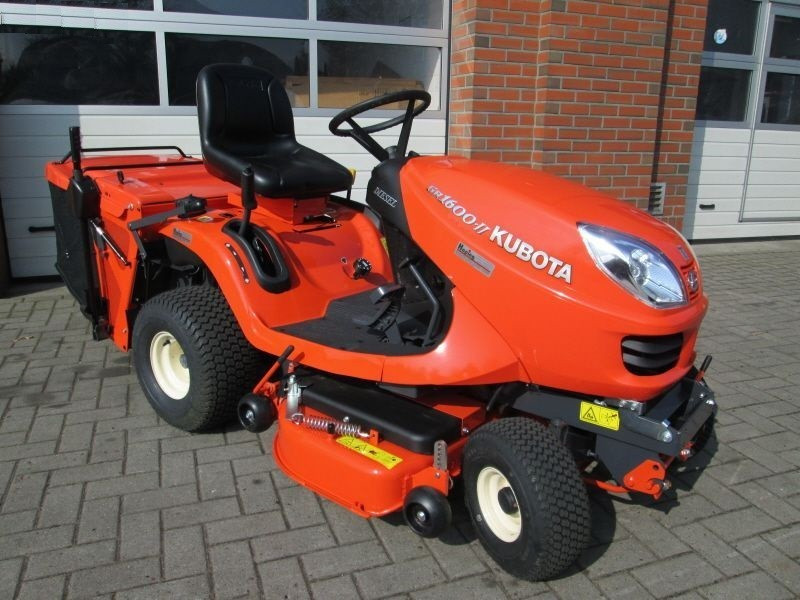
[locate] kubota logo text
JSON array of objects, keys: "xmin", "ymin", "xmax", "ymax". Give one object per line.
[{"xmin": 427, "ymin": 184, "xmax": 572, "ymax": 283}]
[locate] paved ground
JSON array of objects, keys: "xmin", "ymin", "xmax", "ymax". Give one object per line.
[{"xmin": 0, "ymin": 240, "xmax": 799, "ymax": 600}]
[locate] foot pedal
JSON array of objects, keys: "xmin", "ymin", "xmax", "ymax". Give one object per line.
[{"xmin": 352, "ymin": 284, "xmax": 405, "ymax": 330}]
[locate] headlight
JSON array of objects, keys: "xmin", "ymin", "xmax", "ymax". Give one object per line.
[{"xmin": 578, "ymin": 224, "xmax": 686, "ymax": 308}]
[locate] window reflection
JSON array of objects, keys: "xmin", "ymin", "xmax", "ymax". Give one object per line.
[
  {"xmin": 770, "ymin": 16, "xmax": 800, "ymax": 61},
  {"xmin": 318, "ymin": 0, "xmax": 442, "ymax": 29},
  {"xmin": 703, "ymin": 0, "xmax": 760, "ymax": 55},
  {"xmin": 695, "ymin": 66, "xmax": 750, "ymax": 121},
  {"xmin": 762, "ymin": 72, "xmax": 800, "ymax": 125},
  {"xmin": 0, "ymin": 26, "xmax": 158, "ymax": 105},
  {"xmin": 11, "ymin": 1, "xmax": 152, "ymax": 7},
  {"xmin": 164, "ymin": 0, "xmax": 306, "ymax": 19},
  {"xmin": 317, "ymin": 41, "xmax": 439, "ymax": 108},
  {"xmin": 166, "ymin": 33, "xmax": 309, "ymax": 106}
]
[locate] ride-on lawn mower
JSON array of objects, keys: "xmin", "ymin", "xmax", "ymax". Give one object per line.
[{"xmin": 46, "ymin": 64, "xmax": 717, "ymax": 580}]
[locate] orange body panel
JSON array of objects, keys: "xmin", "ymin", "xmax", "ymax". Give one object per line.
[
  {"xmin": 398, "ymin": 157, "xmax": 707, "ymax": 400},
  {"xmin": 45, "ymin": 154, "xmax": 707, "ymax": 397},
  {"xmin": 46, "ymin": 156, "xmax": 527, "ymax": 387}
]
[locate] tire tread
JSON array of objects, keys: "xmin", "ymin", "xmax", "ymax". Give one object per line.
[
  {"xmin": 134, "ymin": 285, "xmax": 265, "ymax": 431},
  {"xmin": 465, "ymin": 417, "xmax": 590, "ymax": 581}
]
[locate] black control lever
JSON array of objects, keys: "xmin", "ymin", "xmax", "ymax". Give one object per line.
[
  {"xmin": 128, "ymin": 195, "xmax": 207, "ymax": 259},
  {"xmin": 239, "ymin": 166, "xmax": 256, "ymax": 237},
  {"xmin": 128, "ymin": 195, "xmax": 207, "ymax": 232}
]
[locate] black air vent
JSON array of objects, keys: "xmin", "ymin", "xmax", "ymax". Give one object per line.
[{"xmin": 621, "ymin": 333, "xmax": 683, "ymax": 376}]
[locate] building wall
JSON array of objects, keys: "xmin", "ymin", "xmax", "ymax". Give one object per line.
[{"xmin": 449, "ymin": 0, "xmax": 708, "ymax": 230}]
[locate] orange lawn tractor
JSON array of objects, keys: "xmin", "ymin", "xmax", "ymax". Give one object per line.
[{"xmin": 46, "ymin": 64, "xmax": 717, "ymax": 581}]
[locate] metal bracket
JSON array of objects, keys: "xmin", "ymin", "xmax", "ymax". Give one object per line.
[
  {"xmin": 90, "ymin": 219, "xmax": 129, "ymax": 266},
  {"xmin": 433, "ymin": 440, "xmax": 447, "ymax": 471}
]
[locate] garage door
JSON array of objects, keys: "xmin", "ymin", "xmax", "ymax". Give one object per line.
[
  {"xmin": 686, "ymin": 0, "xmax": 800, "ymax": 239},
  {"xmin": 0, "ymin": 0, "xmax": 449, "ymax": 277}
]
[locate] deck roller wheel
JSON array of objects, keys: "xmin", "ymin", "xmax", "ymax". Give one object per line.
[
  {"xmin": 238, "ymin": 393, "xmax": 275, "ymax": 433},
  {"xmin": 403, "ymin": 486, "xmax": 452, "ymax": 538}
]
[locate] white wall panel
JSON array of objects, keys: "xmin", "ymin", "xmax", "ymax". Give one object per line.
[
  {"xmin": 742, "ymin": 129, "xmax": 800, "ymax": 221},
  {"xmin": 685, "ymin": 126, "xmax": 800, "ymax": 239}
]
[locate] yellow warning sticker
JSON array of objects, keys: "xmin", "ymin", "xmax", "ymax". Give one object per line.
[
  {"xmin": 337, "ymin": 436, "xmax": 403, "ymax": 470},
  {"xmin": 579, "ymin": 402, "xmax": 620, "ymax": 431}
]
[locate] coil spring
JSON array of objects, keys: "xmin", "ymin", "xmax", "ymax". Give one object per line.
[{"xmin": 292, "ymin": 413, "xmax": 365, "ymax": 437}]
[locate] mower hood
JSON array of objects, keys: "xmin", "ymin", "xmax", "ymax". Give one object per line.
[{"xmin": 396, "ymin": 156, "xmax": 707, "ymax": 400}]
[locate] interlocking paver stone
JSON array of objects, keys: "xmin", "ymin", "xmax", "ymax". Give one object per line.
[
  {"xmin": 37, "ymin": 482, "xmax": 82, "ymax": 527},
  {"xmin": 164, "ymin": 525, "xmax": 207, "ymax": 580},
  {"xmin": 300, "ymin": 540, "xmax": 389, "ymax": 581},
  {"xmin": 77, "ymin": 496, "xmax": 119, "ymax": 543},
  {"xmin": 115, "ymin": 576, "xmax": 210, "ymax": 600},
  {"xmin": 256, "ymin": 557, "xmax": 310, "ymax": 600},
  {"xmin": 25, "ymin": 540, "xmax": 117, "ymax": 579},
  {"xmin": 210, "ymin": 541, "xmax": 259, "ymax": 599},
  {"xmin": 16, "ymin": 575, "xmax": 65, "ymax": 600},
  {"xmin": 204, "ymin": 511, "xmax": 286, "ymax": 545},
  {"xmin": 0, "ymin": 241, "xmax": 798, "ymax": 599},
  {"xmin": 120, "ymin": 510, "xmax": 161, "ymax": 559},
  {"xmin": 251, "ymin": 524, "xmax": 337, "ymax": 562},
  {"xmin": 700, "ymin": 571, "xmax": 793, "ymax": 600},
  {"xmin": 631, "ymin": 554, "xmax": 722, "ymax": 598},
  {"xmin": 68, "ymin": 557, "xmax": 160, "ymax": 598}
]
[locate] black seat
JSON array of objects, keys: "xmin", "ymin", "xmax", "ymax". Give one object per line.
[{"xmin": 196, "ymin": 64, "xmax": 353, "ymax": 199}]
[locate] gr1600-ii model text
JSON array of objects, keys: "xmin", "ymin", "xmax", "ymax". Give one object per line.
[{"xmin": 46, "ymin": 64, "xmax": 716, "ymax": 581}]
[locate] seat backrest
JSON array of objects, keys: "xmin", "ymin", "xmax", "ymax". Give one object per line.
[{"xmin": 196, "ymin": 63, "xmax": 295, "ymax": 178}]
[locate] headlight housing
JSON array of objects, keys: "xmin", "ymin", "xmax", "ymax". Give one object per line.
[{"xmin": 578, "ymin": 224, "xmax": 686, "ymax": 308}]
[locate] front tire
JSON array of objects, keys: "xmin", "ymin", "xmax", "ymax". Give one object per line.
[
  {"xmin": 463, "ymin": 418, "xmax": 590, "ymax": 581},
  {"xmin": 132, "ymin": 285, "xmax": 265, "ymax": 432}
]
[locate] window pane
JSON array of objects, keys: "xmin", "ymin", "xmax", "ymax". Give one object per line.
[
  {"xmin": 164, "ymin": 0, "xmax": 306, "ymax": 19},
  {"xmin": 762, "ymin": 72, "xmax": 800, "ymax": 125},
  {"xmin": 11, "ymin": 1, "xmax": 151, "ymax": 7},
  {"xmin": 166, "ymin": 33, "xmax": 309, "ymax": 107},
  {"xmin": 317, "ymin": 41, "xmax": 439, "ymax": 109},
  {"xmin": 318, "ymin": 0, "xmax": 442, "ymax": 29},
  {"xmin": 770, "ymin": 15, "xmax": 800, "ymax": 60},
  {"xmin": 0, "ymin": 25, "xmax": 158, "ymax": 105},
  {"xmin": 704, "ymin": 0, "xmax": 760, "ymax": 55},
  {"xmin": 695, "ymin": 66, "xmax": 751, "ymax": 121}
]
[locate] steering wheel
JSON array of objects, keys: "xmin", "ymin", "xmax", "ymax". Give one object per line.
[{"xmin": 329, "ymin": 89, "xmax": 431, "ymax": 162}]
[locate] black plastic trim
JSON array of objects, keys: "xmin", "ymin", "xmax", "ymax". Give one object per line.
[
  {"xmin": 621, "ymin": 333, "xmax": 683, "ymax": 375},
  {"xmin": 299, "ymin": 374, "xmax": 461, "ymax": 454},
  {"xmin": 222, "ymin": 220, "xmax": 290, "ymax": 294},
  {"xmin": 512, "ymin": 376, "xmax": 716, "ymax": 457}
]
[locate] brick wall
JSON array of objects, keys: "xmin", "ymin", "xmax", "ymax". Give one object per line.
[{"xmin": 448, "ymin": 0, "xmax": 708, "ymax": 229}]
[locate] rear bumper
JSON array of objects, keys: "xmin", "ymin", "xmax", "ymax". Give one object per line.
[{"xmin": 513, "ymin": 373, "xmax": 717, "ymax": 497}]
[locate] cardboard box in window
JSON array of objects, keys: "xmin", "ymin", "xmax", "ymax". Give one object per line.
[{"xmin": 285, "ymin": 76, "xmax": 424, "ymax": 109}]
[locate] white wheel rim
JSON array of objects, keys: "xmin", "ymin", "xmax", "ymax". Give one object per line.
[
  {"xmin": 149, "ymin": 331, "xmax": 190, "ymax": 400},
  {"xmin": 476, "ymin": 466, "xmax": 522, "ymax": 543}
]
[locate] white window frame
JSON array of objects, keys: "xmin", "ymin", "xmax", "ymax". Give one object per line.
[
  {"xmin": 756, "ymin": 2, "xmax": 800, "ymax": 131},
  {"xmin": 0, "ymin": 0, "xmax": 450, "ymax": 119},
  {"xmin": 696, "ymin": 0, "xmax": 767, "ymax": 129}
]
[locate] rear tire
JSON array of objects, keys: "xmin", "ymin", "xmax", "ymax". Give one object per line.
[
  {"xmin": 463, "ymin": 418, "xmax": 590, "ymax": 581},
  {"xmin": 132, "ymin": 285, "xmax": 265, "ymax": 432}
]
